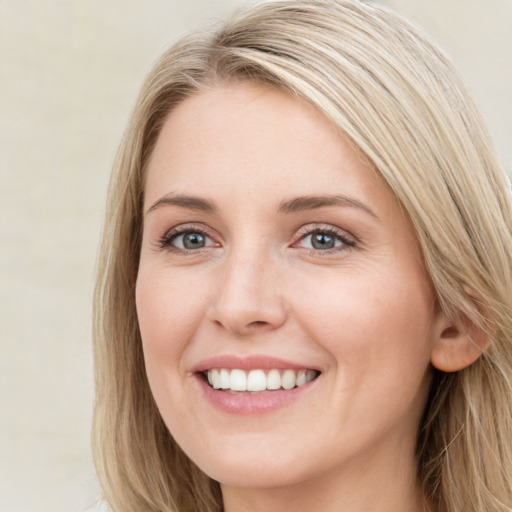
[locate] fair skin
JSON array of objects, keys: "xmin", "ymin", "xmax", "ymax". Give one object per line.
[{"xmin": 136, "ymin": 82, "xmax": 477, "ymax": 512}]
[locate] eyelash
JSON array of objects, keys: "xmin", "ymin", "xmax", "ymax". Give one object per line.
[
  {"xmin": 158, "ymin": 224, "xmax": 356, "ymax": 255},
  {"xmin": 293, "ymin": 224, "xmax": 356, "ymax": 255},
  {"xmin": 159, "ymin": 225, "xmax": 216, "ymax": 254}
]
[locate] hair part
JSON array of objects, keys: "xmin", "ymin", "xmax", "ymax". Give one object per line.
[{"xmin": 93, "ymin": 1, "xmax": 512, "ymax": 510}]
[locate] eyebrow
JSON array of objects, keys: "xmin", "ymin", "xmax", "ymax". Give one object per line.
[
  {"xmin": 146, "ymin": 192, "xmax": 378, "ymax": 221},
  {"xmin": 146, "ymin": 193, "xmax": 217, "ymax": 215},
  {"xmin": 278, "ymin": 195, "xmax": 379, "ymax": 220}
]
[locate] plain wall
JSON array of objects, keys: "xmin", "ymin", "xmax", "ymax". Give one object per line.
[{"xmin": 0, "ymin": 1, "xmax": 510, "ymax": 511}]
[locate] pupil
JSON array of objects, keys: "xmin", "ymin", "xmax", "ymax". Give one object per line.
[
  {"xmin": 183, "ymin": 233, "xmax": 205, "ymax": 249},
  {"xmin": 312, "ymin": 233, "xmax": 334, "ymax": 250}
]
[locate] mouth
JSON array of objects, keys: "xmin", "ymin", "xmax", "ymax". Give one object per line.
[{"xmin": 202, "ymin": 368, "xmax": 320, "ymax": 393}]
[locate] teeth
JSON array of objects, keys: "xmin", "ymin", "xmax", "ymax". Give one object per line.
[
  {"xmin": 205, "ymin": 368, "xmax": 318, "ymax": 392},
  {"xmin": 247, "ymin": 369, "xmax": 266, "ymax": 391},
  {"xmin": 281, "ymin": 369, "xmax": 296, "ymax": 390},
  {"xmin": 219, "ymin": 369, "xmax": 230, "ymax": 389},
  {"xmin": 211, "ymin": 369, "xmax": 220, "ymax": 389},
  {"xmin": 267, "ymin": 369, "xmax": 281, "ymax": 390},
  {"xmin": 296, "ymin": 369, "xmax": 306, "ymax": 387},
  {"xmin": 230, "ymin": 369, "xmax": 247, "ymax": 391}
]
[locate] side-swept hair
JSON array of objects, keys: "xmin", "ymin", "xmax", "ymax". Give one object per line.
[{"xmin": 93, "ymin": 1, "xmax": 512, "ymax": 510}]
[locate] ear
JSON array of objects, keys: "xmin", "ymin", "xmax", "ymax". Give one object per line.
[{"xmin": 430, "ymin": 305, "xmax": 492, "ymax": 372}]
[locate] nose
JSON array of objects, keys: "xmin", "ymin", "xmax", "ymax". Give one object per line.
[{"xmin": 207, "ymin": 248, "xmax": 287, "ymax": 336}]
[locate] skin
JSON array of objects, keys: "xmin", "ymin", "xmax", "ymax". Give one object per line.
[{"xmin": 136, "ymin": 82, "xmax": 461, "ymax": 512}]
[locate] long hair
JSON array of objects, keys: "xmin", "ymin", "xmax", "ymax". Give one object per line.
[{"xmin": 93, "ymin": 1, "xmax": 512, "ymax": 510}]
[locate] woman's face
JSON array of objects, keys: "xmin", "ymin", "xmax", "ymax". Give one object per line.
[{"xmin": 136, "ymin": 83, "xmax": 444, "ymax": 491}]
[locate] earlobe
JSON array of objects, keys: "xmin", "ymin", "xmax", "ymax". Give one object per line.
[{"xmin": 430, "ymin": 311, "xmax": 492, "ymax": 373}]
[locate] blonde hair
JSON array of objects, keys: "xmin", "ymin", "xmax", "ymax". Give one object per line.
[{"xmin": 93, "ymin": 1, "xmax": 512, "ymax": 511}]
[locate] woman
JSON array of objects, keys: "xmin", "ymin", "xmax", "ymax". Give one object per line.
[{"xmin": 93, "ymin": 1, "xmax": 512, "ymax": 511}]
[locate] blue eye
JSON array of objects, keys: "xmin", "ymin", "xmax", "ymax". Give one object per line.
[
  {"xmin": 174, "ymin": 232, "xmax": 208, "ymax": 249},
  {"xmin": 161, "ymin": 228, "xmax": 217, "ymax": 252},
  {"xmin": 296, "ymin": 227, "xmax": 355, "ymax": 252},
  {"xmin": 305, "ymin": 232, "xmax": 340, "ymax": 250}
]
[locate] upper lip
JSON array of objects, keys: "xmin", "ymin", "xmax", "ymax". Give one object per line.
[{"xmin": 192, "ymin": 355, "xmax": 321, "ymax": 373}]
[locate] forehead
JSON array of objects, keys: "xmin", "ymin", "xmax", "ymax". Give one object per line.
[{"xmin": 144, "ymin": 82, "xmax": 394, "ymax": 215}]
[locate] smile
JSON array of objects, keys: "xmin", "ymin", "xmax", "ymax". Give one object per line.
[{"xmin": 205, "ymin": 368, "xmax": 319, "ymax": 393}]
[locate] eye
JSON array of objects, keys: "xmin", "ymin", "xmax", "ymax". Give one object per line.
[
  {"xmin": 174, "ymin": 232, "xmax": 209, "ymax": 249},
  {"xmin": 160, "ymin": 226, "xmax": 218, "ymax": 253},
  {"xmin": 294, "ymin": 225, "xmax": 355, "ymax": 253}
]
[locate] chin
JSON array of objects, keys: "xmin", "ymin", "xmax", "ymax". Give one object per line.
[
  {"xmin": 184, "ymin": 440, "xmax": 312, "ymax": 489},
  {"xmin": 203, "ymin": 460, "xmax": 306, "ymax": 490}
]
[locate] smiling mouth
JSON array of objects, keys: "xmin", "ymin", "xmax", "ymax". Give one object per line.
[{"xmin": 203, "ymin": 368, "xmax": 320, "ymax": 393}]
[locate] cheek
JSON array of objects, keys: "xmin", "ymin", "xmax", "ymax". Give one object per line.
[
  {"xmin": 135, "ymin": 267, "xmax": 208, "ymax": 380},
  {"xmin": 135, "ymin": 266, "xmax": 215, "ymax": 438},
  {"xmin": 294, "ymin": 270, "xmax": 435, "ymax": 391},
  {"xmin": 300, "ymin": 275, "xmax": 435, "ymax": 446}
]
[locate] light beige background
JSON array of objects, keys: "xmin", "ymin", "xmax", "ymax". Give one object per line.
[{"xmin": 0, "ymin": 1, "xmax": 510, "ymax": 511}]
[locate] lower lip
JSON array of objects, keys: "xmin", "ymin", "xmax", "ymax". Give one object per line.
[{"xmin": 194, "ymin": 374, "xmax": 318, "ymax": 415}]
